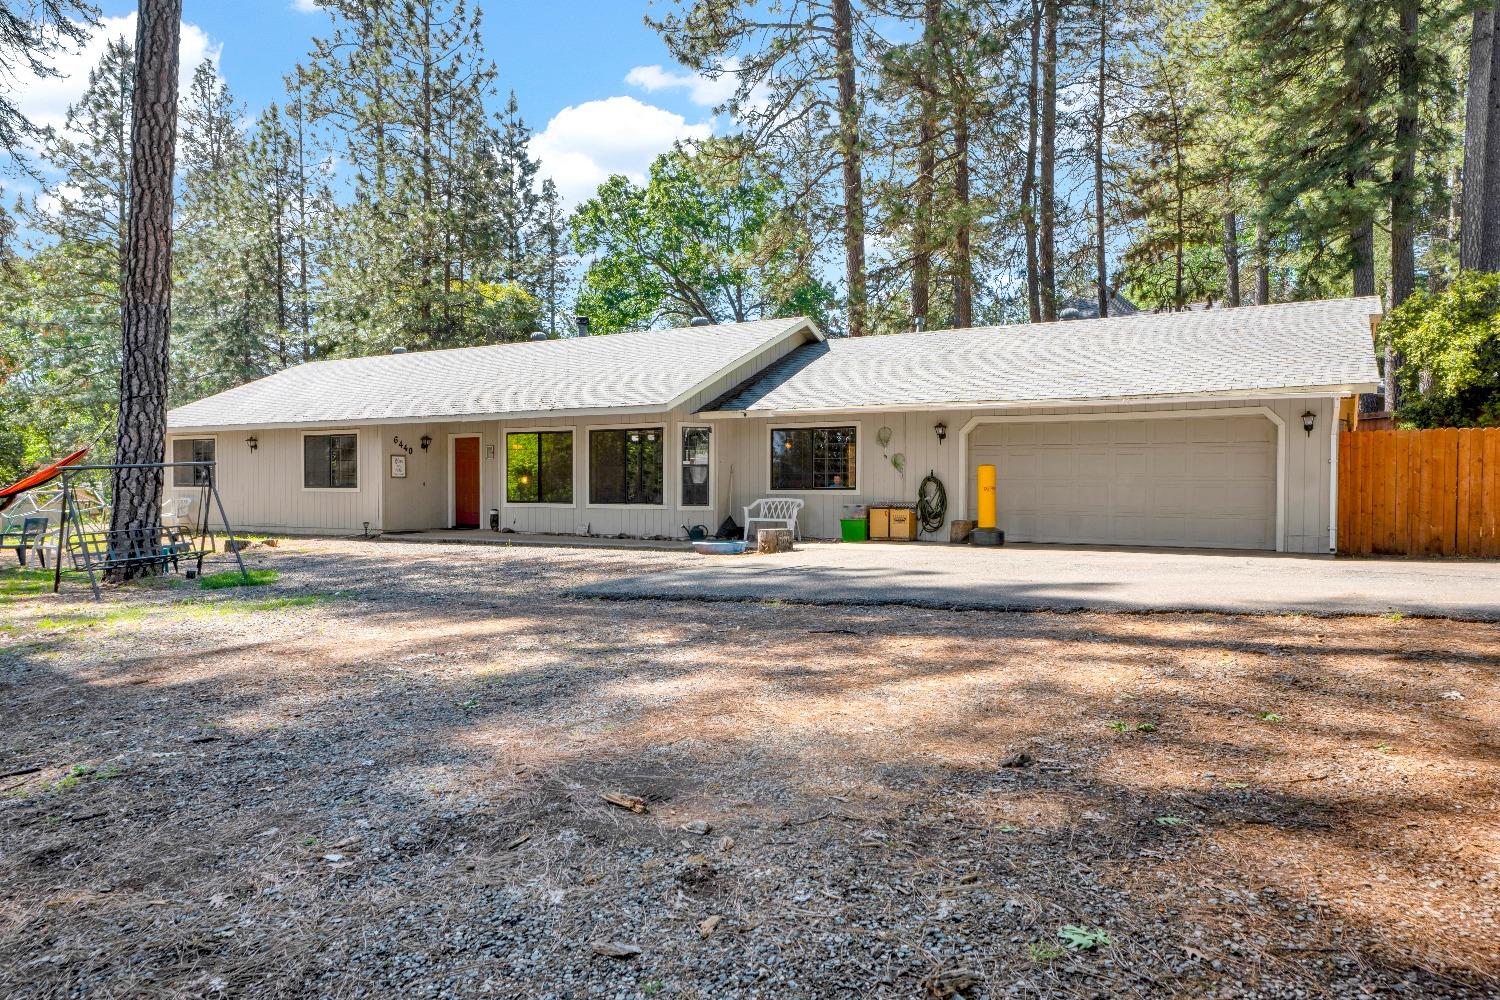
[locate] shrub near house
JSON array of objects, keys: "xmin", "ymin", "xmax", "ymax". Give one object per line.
[{"xmin": 1382, "ymin": 272, "xmax": 1500, "ymax": 428}]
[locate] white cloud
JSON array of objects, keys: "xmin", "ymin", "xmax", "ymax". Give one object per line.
[
  {"xmin": 531, "ymin": 96, "xmax": 712, "ymax": 207},
  {"xmin": 624, "ymin": 61, "xmax": 740, "ymax": 108},
  {"xmin": 9, "ymin": 14, "xmax": 219, "ymax": 142},
  {"xmin": 289, "ymin": 0, "xmax": 322, "ymax": 12}
]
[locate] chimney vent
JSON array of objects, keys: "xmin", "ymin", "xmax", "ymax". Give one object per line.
[
  {"xmin": 689, "ymin": 316, "xmax": 712, "ymax": 327},
  {"xmin": 574, "ymin": 315, "xmax": 591, "ymax": 336},
  {"xmin": 391, "ymin": 346, "xmax": 408, "ymax": 354},
  {"xmin": 528, "ymin": 331, "xmax": 548, "ymax": 342}
]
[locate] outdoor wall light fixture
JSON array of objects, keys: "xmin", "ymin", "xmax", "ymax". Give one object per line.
[
  {"xmin": 420, "ymin": 434, "xmax": 432, "ymax": 452},
  {"xmin": 246, "ymin": 435, "xmax": 258, "ymax": 452},
  {"xmin": 1301, "ymin": 410, "xmax": 1316, "ymax": 437},
  {"xmin": 934, "ymin": 421, "xmax": 948, "ymax": 443}
]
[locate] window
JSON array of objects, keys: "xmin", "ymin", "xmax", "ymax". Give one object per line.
[
  {"xmin": 680, "ymin": 426, "xmax": 712, "ymax": 507},
  {"xmin": 771, "ymin": 426, "xmax": 857, "ymax": 490},
  {"xmin": 171, "ymin": 438, "xmax": 215, "ymax": 486},
  {"xmin": 303, "ymin": 433, "xmax": 358, "ymax": 489},
  {"xmin": 590, "ymin": 427, "xmax": 664, "ymax": 505},
  {"xmin": 506, "ymin": 431, "xmax": 573, "ymax": 504}
]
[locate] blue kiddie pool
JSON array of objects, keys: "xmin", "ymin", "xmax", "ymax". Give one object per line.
[{"xmin": 692, "ymin": 540, "xmax": 747, "ymax": 555}]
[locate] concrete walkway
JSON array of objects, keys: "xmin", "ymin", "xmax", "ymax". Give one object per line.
[
  {"xmin": 377, "ymin": 529, "xmax": 691, "ymax": 552},
  {"xmin": 575, "ymin": 541, "xmax": 1500, "ymax": 619}
]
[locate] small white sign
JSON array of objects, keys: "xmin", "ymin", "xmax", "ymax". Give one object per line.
[{"xmin": 390, "ymin": 455, "xmax": 407, "ymax": 478}]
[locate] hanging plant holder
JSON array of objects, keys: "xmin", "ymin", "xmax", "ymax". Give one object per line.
[
  {"xmin": 876, "ymin": 426, "xmax": 893, "ymax": 450},
  {"xmin": 891, "ymin": 452, "xmax": 906, "ymax": 477}
]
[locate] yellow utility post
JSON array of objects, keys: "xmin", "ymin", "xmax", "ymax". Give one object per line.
[{"xmin": 977, "ymin": 464, "xmax": 997, "ymax": 529}]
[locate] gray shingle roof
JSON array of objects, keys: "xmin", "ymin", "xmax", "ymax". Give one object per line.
[
  {"xmin": 705, "ymin": 297, "xmax": 1382, "ymax": 414},
  {"xmin": 167, "ymin": 318, "xmax": 814, "ymax": 431}
]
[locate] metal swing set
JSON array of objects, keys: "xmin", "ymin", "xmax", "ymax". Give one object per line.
[{"xmin": 48, "ymin": 461, "xmax": 250, "ymax": 600}]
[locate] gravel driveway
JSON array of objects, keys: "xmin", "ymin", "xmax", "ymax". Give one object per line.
[
  {"xmin": 1, "ymin": 538, "xmax": 1497, "ymax": 999},
  {"xmin": 577, "ymin": 541, "xmax": 1500, "ymax": 619}
]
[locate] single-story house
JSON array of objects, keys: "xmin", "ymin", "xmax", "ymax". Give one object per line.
[{"xmin": 165, "ymin": 296, "xmax": 1382, "ymax": 554}]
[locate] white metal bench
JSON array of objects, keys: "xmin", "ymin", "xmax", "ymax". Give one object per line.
[{"xmin": 743, "ymin": 497, "xmax": 804, "ymax": 542}]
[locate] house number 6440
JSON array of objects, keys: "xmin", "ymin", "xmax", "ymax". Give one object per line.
[{"xmin": 391, "ymin": 435, "xmax": 415, "ymax": 455}]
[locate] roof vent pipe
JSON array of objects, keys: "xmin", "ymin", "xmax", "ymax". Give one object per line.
[
  {"xmin": 528, "ymin": 331, "xmax": 548, "ymax": 342},
  {"xmin": 689, "ymin": 316, "xmax": 712, "ymax": 327},
  {"xmin": 574, "ymin": 315, "xmax": 591, "ymax": 337},
  {"xmin": 391, "ymin": 346, "xmax": 407, "ymax": 354}
]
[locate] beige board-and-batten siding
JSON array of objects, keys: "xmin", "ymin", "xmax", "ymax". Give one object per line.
[
  {"xmin": 170, "ymin": 394, "xmax": 1339, "ymax": 553},
  {"xmin": 164, "ymin": 426, "xmax": 383, "ymax": 534},
  {"xmin": 707, "ymin": 395, "xmax": 1339, "ymax": 554}
]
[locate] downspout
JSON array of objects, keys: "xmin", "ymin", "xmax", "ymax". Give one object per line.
[{"xmin": 1329, "ymin": 395, "xmax": 1344, "ymax": 553}]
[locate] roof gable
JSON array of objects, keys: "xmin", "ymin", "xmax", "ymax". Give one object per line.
[{"xmin": 168, "ymin": 318, "xmax": 818, "ymax": 431}]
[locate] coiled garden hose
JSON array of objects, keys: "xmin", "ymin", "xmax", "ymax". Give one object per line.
[{"xmin": 917, "ymin": 471, "xmax": 948, "ymax": 535}]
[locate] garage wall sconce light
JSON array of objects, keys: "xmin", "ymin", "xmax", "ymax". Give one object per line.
[
  {"xmin": 246, "ymin": 435, "xmax": 258, "ymax": 452},
  {"xmin": 934, "ymin": 421, "xmax": 948, "ymax": 444},
  {"xmin": 420, "ymin": 434, "xmax": 432, "ymax": 452},
  {"xmin": 1301, "ymin": 410, "xmax": 1316, "ymax": 436}
]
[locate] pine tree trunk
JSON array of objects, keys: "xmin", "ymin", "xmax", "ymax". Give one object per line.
[
  {"xmin": 1346, "ymin": 22, "xmax": 1377, "ymax": 298},
  {"xmin": 1255, "ymin": 180, "xmax": 1271, "ymax": 304},
  {"xmin": 1223, "ymin": 208, "xmax": 1241, "ymax": 307},
  {"xmin": 1387, "ymin": 0, "xmax": 1420, "ymax": 411},
  {"xmin": 1039, "ymin": 0, "xmax": 1059, "ymax": 321},
  {"xmin": 109, "ymin": 0, "xmax": 181, "ymax": 582},
  {"xmin": 1462, "ymin": 7, "xmax": 1500, "ymax": 272},
  {"xmin": 1391, "ymin": 0, "xmax": 1419, "ymax": 310},
  {"xmin": 911, "ymin": 0, "xmax": 938, "ymax": 331},
  {"xmin": 1022, "ymin": 0, "xmax": 1041, "ymax": 323},
  {"xmin": 1094, "ymin": 0, "xmax": 1108, "ymax": 318},
  {"xmin": 954, "ymin": 101, "xmax": 973, "ymax": 328},
  {"xmin": 832, "ymin": 0, "xmax": 867, "ymax": 336}
]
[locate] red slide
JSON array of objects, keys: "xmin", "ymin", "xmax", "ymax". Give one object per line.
[{"xmin": 0, "ymin": 447, "xmax": 90, "ymax": 513}]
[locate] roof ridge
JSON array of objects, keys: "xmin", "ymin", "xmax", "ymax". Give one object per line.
[{"xmin": 839, "ymin": 296, "xmax": 1384, "ymax": 348}]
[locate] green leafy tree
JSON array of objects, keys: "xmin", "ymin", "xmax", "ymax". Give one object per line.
[
  {"xmin": 572, "ymin": 146, "xmax": 831, "ymax": 334},
  {"xmin": 1381, "ymin": 271, "xmax": 1500, "ymax": 427}
]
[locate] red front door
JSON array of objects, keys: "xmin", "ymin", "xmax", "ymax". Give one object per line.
[{"xmin": 454, "ymin": 437, "xmax": 480, "ymax": 528}]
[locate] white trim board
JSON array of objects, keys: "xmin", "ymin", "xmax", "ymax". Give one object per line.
[{"xmin": 955, "ymin": 407, "xmax": 1289, "ymax": 553}]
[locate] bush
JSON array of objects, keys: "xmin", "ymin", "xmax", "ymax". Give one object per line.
[{"xmin": 1381, "ymin": 272, "xmax": 1500, "ymax": 428}]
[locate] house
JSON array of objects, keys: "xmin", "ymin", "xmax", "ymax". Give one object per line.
[{"xmin": 165, "ymin": 296, "xmax": 1382, "ymax": 554}]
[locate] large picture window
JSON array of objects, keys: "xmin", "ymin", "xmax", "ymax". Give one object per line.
[
  {"xmin": 171, "ymin": 437, "xmax": 215, "ymax": 486},
  {"xmin": 303, "ymin": 433, "xmax": 358, "ymax": 489},
  {"xmin": 590, "ymin": 427, "xmax": 664, "ymax": 505},
  {"xmin": 771, "ymin": 426, "xmax": 857, "ymax": 490},
  {"xmin": 681, "ymin": 426, "xmax": 711, "ymax": 507},
  {"xmin": 506, "ymin": 431, "xmax": 573, "ymax": 504}
]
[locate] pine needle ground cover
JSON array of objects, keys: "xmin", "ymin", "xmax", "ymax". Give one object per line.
[{"xmin": 0, "ymin": 539, "xmax": 1496, "ymax": 998}]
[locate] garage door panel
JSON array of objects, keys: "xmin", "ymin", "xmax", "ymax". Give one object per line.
[
  {"xmin": 1149, "ymin": 420, "xmax": 1189, "ymax": 444},
  {"xmin": 976, "ymin": 416, "xmax": 1276, "ymax": 550},
  {"xmin": 1075, "ymin": 422, "xmax": 1112, "ymax": 445}
]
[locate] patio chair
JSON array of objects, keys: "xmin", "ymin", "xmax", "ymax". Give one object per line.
[
  {"xmin": 11, "ymin": 516, "xmax": 49, "ymax": 567},
  {"xmin": 743, "ymin": 497, "xmax": 805, "ymax": 542},
  {"xmin": 161, "ymin": 495, "xmax": 194, "ymax": 529}
]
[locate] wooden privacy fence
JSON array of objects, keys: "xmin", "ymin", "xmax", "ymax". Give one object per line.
[{"xmin": 1338, "ymin": 428, "xmax": 1500, "ymax": 557}]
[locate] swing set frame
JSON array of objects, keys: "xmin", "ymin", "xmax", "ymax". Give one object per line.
[{"xmin": 51, "ymin": 461, "xmax": 249, "ymax": 600}]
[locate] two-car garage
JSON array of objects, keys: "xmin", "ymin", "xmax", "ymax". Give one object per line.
[{"xmin": 968, "ymin": 414, "xmax": 1280, "ymax": 551}]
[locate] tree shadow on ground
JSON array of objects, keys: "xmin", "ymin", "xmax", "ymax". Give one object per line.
[{"xmin": 0, "ymin": 541, "xmax": 1497, "ymax": 998}]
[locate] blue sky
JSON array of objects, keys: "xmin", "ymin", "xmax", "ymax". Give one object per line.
[{"xmin": 14, "ymin": 1, "xmax": 734, "ymax": 206}]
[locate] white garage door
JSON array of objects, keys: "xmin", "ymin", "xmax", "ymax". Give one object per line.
[{"xmin": 970, "ymin": 416, "xmax": 1277, "ymax": 550}]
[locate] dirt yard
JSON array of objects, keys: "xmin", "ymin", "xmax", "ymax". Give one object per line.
[{"xmin": 1, "ymin": 538, "xmax": 1497, "ymax": 999}]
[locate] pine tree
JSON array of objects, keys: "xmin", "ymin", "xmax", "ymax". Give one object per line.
[
  {"xmin": 649, "ymin": 0, "xmax": 873, "ymax": 335},
  {"xmin": 110, "ymin": 0, "xmax": 181, "ymax": 579}
]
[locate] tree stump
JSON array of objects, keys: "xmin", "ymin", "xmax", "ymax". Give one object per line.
[
  {"xmin": 757, "ymin": 528, "xmax": 794, "ymax": 554},
  {"xmin": 950, "ymin": 520, "xmax": 974, "ymax": 544}
]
